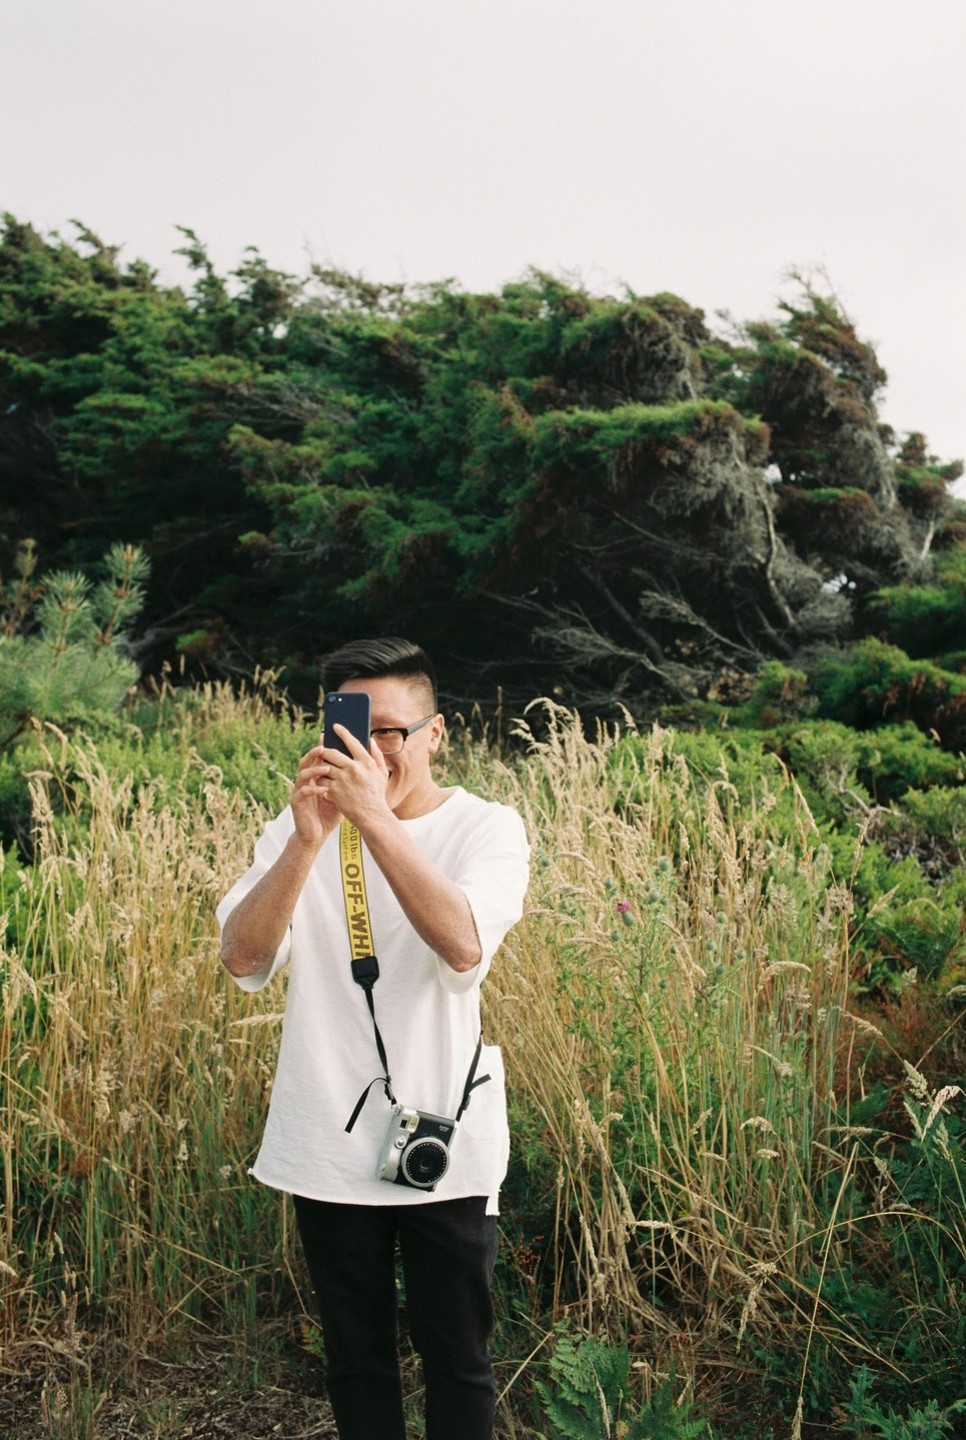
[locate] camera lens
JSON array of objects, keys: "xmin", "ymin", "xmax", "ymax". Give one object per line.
[{"xmin": 401, "ymin": 1137, "xmax": 449, "ymax": 1189}]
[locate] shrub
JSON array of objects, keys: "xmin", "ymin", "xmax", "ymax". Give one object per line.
[
  {"xmin": 0, "ymin": 540, "xmax": 149, "ymax": 751},
  {"xmin": 807, "ymin": 638, "xmax": 966, "ymax": 750},
  {"xmin": 869, "ymin": 549, "xmax": 966, "ymax": 663},
  {"xmin": 736, "ymin": 660, "xmax": 814, "ymax": 728}
]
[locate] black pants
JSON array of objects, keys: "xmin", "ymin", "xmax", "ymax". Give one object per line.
[{"xmin": 293, "ymin": 1193, "xmax": 499, "ymax": 1440}]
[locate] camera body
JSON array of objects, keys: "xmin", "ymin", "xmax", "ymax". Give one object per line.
[{"xmin": 377, "ymin": 1105, "xmax": 456, "ymax": 1191}]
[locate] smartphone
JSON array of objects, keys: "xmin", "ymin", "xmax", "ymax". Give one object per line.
[{"xmin": 322, "ymin": 691, "xmax": 371, "ymax": 757}]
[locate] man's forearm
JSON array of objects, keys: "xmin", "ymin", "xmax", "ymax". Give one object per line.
[
  {"xmin": 360, "ymin": 814, "xmax": 482, "ymax": 973},
  {"xmin": 220, "ymin": 833, "xmax": 322, "ymax": 976}
]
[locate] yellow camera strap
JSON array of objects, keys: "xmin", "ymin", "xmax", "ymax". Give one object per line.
[
  {"xmin": 340, "ymin": 820, "xmax": 395, "ymax": 1129},
  {"xmin": 340, "ymin": 818, "xmax": 377, "ymax": 969}
]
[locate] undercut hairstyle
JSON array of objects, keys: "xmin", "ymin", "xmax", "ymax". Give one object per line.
[{"xmin": 321, "ymin": 637, "xmax": 438, "ymax": 711}]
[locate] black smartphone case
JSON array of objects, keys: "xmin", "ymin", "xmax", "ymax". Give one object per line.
[{"xmin": 323, "ymin": 691, "xmax": 371, "ymax": 756}]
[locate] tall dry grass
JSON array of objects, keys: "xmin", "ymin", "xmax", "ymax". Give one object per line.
[
  {"xmin": 1, "ymin": 706, "xmax": 295, "ymax": 1359},
  {"xmin": 0, "ymin": 689, "xmax": 950, "ymax": 1421},
  {"xmin": 478, "ymin": 706, "xmax": 884, "ymax": 1379}
]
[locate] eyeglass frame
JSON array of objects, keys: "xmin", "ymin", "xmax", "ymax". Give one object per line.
[{"xmin": 368, "ymin": 713, "xmax": 437, "ymax": 754}]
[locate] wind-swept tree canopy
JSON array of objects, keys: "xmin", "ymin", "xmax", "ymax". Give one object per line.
[{"xmin": 2, "ymin": 217, "xmax": 962, "ymax": 721}]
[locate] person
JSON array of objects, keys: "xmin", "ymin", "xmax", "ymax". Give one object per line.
[{"xmin": 217, "ymin": 637, "xmax": 530, "ymax": 1440}]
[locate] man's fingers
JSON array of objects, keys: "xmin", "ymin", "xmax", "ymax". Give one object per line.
[
  {"xmin": 332, "ymin": 723, "xmax": 379, "ymax": 760},
  {"xmin": 297, "ymin": 746, "xmax": 326, "ymax": 776}
]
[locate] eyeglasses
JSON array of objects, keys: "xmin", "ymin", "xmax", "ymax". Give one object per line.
[{"xmin": 369, "ymin": 714, "xmax": 436, "ymax": 756}]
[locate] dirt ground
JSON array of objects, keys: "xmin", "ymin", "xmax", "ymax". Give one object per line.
[
  {"xmin": 0, "ymin": 1342, "xmax": 339, "ymax": 1440},
  {"xmin": 0, "ymin": 1321, "xmax": 538, "ymax": 1439}
]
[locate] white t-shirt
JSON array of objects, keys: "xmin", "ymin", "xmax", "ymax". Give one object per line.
[{"xmin": 217, "ymin": 786, "xmax": 529, "ymax": 1213}]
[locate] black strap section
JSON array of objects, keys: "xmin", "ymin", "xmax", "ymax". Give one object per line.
[
  {"xmin": 455, "ymin": 1032, "xmax": 491, "ymax": 1122},
  {"xmin": 345, "ymin": 1075, "xmax": 392, "ymax": 1134},
  {"xmin": 351, "ymin": 967, "xmax": 391, "ymax": 1100},
  {"xmin": 351, "ymin": 955, "xmax": 380, "ymax": 988},
  {"xmin": 347, "ymin": 954, "xmax": 397, "ymax": 1128}
]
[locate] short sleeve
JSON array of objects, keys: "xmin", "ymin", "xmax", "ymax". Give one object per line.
[
  {"xmin": 438, "ymin": 803, "xmax": 530, "ymax": 994},
  {"xmin": 216, "ymin": 809, "xmax": 296, "ymax": 992}
]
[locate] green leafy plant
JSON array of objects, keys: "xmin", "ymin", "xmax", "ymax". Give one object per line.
[
  {"xmin": 869, "ymin": 897, "xmax": 964, "ymax": 982},
  {"xmin": 843, "ymin": 1365, "xmax": 966, "ymax": 1439},
  {"xmin": 535, "ymin": 1328, "xmax": 711, "ymax": 1440}
]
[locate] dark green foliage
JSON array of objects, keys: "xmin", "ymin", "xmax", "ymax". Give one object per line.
[
  {"xmin": 868, "ymin": 897, "xmax": 963, "ymax": 981},
  {"xmin": 870, "ymin": 550, "xmax": 966, "ymax": 664},
  {"xmin": 721, "ymin": 280, "xmax": 891, "ymax": 495},
  {"xmin": 776, "ymin": 718, "xmax": 963, "ymax": 802},
  {"xmin": 0, "ymin": 734, "xmax": 45, "ymax": 851},
  {"xmin": 735, "ymin": 660, "xmax": 814, "ymax": 727},
  {"xmin": 817, "ymin": 1091, "xmax": 966, "ymax": 1413},
  {"xmin": 713, "ymin": 284, "xmax": 954, "ymax": 651},
  {"xmin": 897, "ymin": 786, "xmax": 966, "ymax": 868},
  {"xmin": 806, "ymin": 639, "xmax": 966, "ymax": 750},
  {"xmin": 0, "ymin": 217, "xmax": 287, "ymax": 663},
  {"xmin": 5, "ymin": 216, "xmax": 963, "ymax": 723},
  {"xmin": 228, "ymin": 273, "xmax": 789, "ymax": 705}
]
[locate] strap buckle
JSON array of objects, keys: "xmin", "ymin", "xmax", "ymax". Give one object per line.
[{"xmin": 351, "ymin": 954, "xmax": 380, "ymax": 990}]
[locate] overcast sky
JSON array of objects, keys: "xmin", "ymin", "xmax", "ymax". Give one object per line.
[{"xmin": 4, "ymin": 0, "xmax": 964, "ymax": 490}]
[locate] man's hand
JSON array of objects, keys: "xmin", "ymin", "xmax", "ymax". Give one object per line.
[
  {"xmin": 290, "ymin": 737, "xmax": 344, "ymax": 847},
  {"xmin": 315, "ymin": 725, "xmax": 391, "ymax": 830}
]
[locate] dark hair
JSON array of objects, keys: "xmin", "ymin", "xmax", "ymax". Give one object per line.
[{"xmin": 320, "ymin": 637, "xmax": 438, "ymax": 709}]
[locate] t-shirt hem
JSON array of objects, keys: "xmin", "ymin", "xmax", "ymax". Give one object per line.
[{"xmin": 248, "ymin": 1164, "xmax": 501, "ymax": 1214}]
